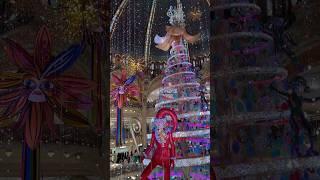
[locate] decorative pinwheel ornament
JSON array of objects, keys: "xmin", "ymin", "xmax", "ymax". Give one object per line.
[
  {"xmin": 111, "ymin": 70, "xmax": 139, "ymax": 146},
  {"xmin": 0, "ymin": 26, "xmax": 94, "ymax": 149},
  {"xmin": 0, "ymin": 26, "xmax": 94, "ymax": 180}
]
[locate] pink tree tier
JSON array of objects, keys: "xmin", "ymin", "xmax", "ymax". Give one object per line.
[{"xmin": 142, "ymin": 1, "xmax": 210, "ymax": 179}]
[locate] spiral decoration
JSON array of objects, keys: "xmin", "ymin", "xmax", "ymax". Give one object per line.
[{"xmin": 132, "ymin": 118, "xmax": 142, "ymax": 134}]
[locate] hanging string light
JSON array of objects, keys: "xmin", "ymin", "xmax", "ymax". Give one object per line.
[
  {"xmin": 188, "ymin": 7, "xmax": 202, "ymax": 22},
  {"xmin": 111, "ymin": 54, "xmax": 144, "ymax": 76},
  {"xmin": 46, "ymin": 0, "xmax": 99, "ymax": 41},
  {"xmin": 126, "ymin": 56, "xmax": 145, "ymax": 76}
]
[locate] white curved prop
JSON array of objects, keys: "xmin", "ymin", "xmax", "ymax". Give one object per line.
[
  {"xmin": 130, "ymin": 118, "xmax": 141, "ymax": 153},
  {"xmin": 154, "ymin": 34, "xmax": 166, "ymax": 45}
]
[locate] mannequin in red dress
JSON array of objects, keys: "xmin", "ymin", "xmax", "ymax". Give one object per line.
[{"xmin": 141, "ymin": 108, "xmax": 178, "ymax": 180}]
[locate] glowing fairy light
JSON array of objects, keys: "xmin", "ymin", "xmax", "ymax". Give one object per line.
[
  {"xmin": 188, "ymin": 7, "xmax": 202, "ymax": 22},
  {"xmin": 49, "ymin": 0, "xmax": 99, "ymax": 41},
  {"xmin": 126, "ymin": 56, "xmax": 145, "ymax": 76}
]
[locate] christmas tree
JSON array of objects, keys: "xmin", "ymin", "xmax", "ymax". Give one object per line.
[
  {"xmin": 211, "ymin": 0, "xmax": 320, "ymax": 178},
  {"xmin": 143, "ymin": 0, "xmax": 210, "ymax": 179}
]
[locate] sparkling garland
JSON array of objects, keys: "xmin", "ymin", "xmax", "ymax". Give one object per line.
[
  {"xmin": 155, "ymin": 96, "xmax": 201, "ymax": 108},
  {"xmin": 143, "ymin": 0, "xmax": 157, "ymax": 66},
  {"xmin": 147, "ymin": 129, "xmax": 210, "ymax": 139},
  {"xmin": 143, "ymin": 155, "xmax": 210, "ymax": 167},
  {"xmin": 178, "ymin": 111, "xmax": 210, "ymax": 119}
]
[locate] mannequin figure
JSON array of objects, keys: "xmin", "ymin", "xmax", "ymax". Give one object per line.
[
  {"xmin": 141, "ymin": 108, "xmax": 178, "ymax": 180},
  {"xmin": 270, "ymin": 77, "xmax": 320, "ymax": 156}
]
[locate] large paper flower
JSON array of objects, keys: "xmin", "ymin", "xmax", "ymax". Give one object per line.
[
  {"xmin": 110, "ymin": 70, "xmax": 139, "ymax": 108},
  {"xmin": 0, "ymin": 26, "xmax": 95, "ymax": 149}
]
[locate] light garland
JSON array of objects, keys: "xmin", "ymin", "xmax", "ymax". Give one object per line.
[
  {"xmin": 165, "ymin": 62, "xmax": 193, "ymax": 71},
  {"xmin": 167, "ymin": 53, "xmax": 188, "ymax": 63},
  {"xmin": 155, "ymin": 96, "xmax": 201, "ymax": 108},
  {"xmin": 110, "ymin": 0, "xmax": 129, "ymax": 36},
  {"xmin": 143, "ymin": 156, "xmax": 210, "ymax": 167},
  {"xmin": 143, "ymin": 0, "xmax": 157, "ymax": 66},
  {"xmin": 160, "ymin": 83, "xmax": 200, "ymax": 93},
  {"xmin": 162, "ymin": 71, "xmax": 196, "ymax": 83},
  {"xmin": 147, "ymin": 129, "xmax": 210, "ymax": 139}
]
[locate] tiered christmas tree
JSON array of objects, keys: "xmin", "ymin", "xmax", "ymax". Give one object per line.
[
  {"xmin": 143, "ymin": 0, "xmax": 210, "ymax": 179},
  {"xmin": 211, "ymin": 0, "xmax": 320, "ymax": 178}
]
